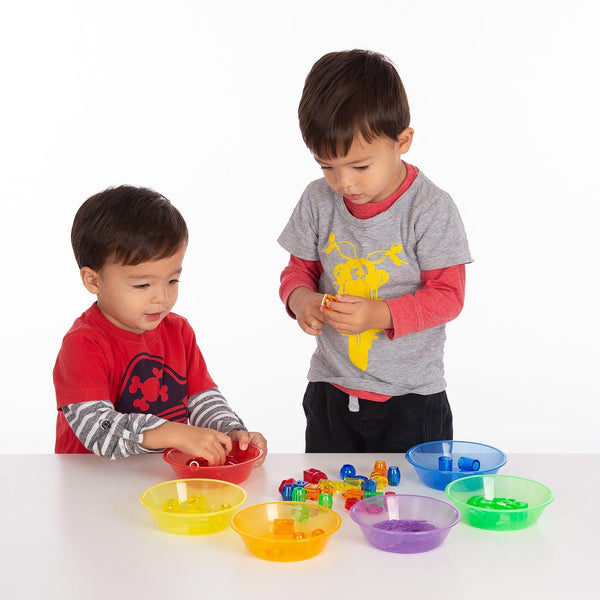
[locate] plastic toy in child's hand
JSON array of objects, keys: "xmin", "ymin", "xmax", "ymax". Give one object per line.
[{"xmin": 320, "ymin": 293, "xmax": 337, "ymax": 310}]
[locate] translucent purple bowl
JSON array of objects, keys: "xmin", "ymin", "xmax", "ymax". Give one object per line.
[{"xmin": 349, "ymin": 494, "xmax": 460, "ymax": 554}]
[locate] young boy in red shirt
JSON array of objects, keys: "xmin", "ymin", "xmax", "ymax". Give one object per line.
[{"xmin": 54, "ymin": 185, "xmax": 267, "ymax": 463}]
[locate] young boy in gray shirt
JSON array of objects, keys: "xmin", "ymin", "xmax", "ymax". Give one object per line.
[{"xmin": 278, "ymin": 49, "xmax": 472, "ymax": 453}]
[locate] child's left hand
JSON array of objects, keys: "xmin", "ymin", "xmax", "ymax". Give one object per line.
[
  {"xmin": 228, "ymin": 430, "xmax": 268, "ymax": 467},
  {"xmin": 322, "ymin": 294, "xmax": 392, "ymax": 334}
]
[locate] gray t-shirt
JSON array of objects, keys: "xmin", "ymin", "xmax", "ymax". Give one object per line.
[{"xmin": 278, "ymin": 170, "xmax": 472, "ymax": 396}]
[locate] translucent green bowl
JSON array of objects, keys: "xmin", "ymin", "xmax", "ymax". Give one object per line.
[{"xmin": 445, "ymin": 474, "xmax": 554, "ymax": 531}]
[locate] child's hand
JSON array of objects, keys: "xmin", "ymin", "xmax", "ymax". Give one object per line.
[
  {"xmin": 288, "ymin": 287, "xmax": 326, "ymax": 336},
  {"xmin": 143, "ymin": 421, "xmax": 232, "ymax": 465},
  {"xmin": 173, "ymin": 425, "xmax": 234, "ymax": 465},
  {"xmin": 228, "ymin": 429, "xmax": 268, "ymax": 467},
  {"xmin": 322, "ymin": 294, "xmax": 392, "ymax": 335}
]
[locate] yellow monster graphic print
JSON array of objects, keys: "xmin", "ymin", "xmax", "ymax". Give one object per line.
[{"xmin": 322, "ymin": 232, "xmax": 407, "ymax": 371}]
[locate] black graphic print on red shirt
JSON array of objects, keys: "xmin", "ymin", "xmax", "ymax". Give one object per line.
[{"xmin": 117, "ymin": 353, "xmax": 188, "ymax": 423}]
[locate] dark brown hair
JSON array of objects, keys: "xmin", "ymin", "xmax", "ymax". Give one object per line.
[
  {"xmin": 298, "ymin": 49, "xmax": 411, "ymax": 159},
  {"xmin": 71, "ymin": 185, "xmax": 188, "ymax": 270}
]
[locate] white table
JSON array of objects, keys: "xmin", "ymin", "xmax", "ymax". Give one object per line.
[{"xmin": 0, "ymin": 453, "xmax": 596, "ymax": 599}]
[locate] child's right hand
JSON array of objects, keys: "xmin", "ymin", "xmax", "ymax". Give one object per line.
[
  {"xmin": 288, "ymin": 287, "xmax": 326, "ymax": 336},
  {"xmin": 142, "ymin": 421, "xmax": 233, "ymax": 465}
]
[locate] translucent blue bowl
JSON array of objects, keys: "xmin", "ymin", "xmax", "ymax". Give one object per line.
[{"xmin": 406, "ymin": 440, "xmax": 507, "ymax": 490}]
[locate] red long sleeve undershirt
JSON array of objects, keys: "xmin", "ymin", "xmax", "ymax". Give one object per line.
[{"xmin": 279, "ymin": 164, "xmax": 466, "ymax": 401}]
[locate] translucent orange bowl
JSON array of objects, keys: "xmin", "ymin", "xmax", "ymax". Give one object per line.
[
  {"xmin": 231, "ymin": 502, "xmax": 342, "ymax": 561},
  {"xmin": 140, "ymin": 478, "xmax": 247, "ymax": 535},
  {"xmin": 163, "ymin": 441, "xmax": 263, "ymax": 484}
]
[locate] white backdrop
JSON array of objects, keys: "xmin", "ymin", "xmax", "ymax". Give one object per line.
[{"xmin": 1, "ymin": 0, "xmax": 598, "ymax": 454}]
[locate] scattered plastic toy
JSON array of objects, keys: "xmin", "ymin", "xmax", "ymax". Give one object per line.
[
  {"xmin": 342, "ymin": 488, "xmax": 364, "ymax": 501},
  {"xmin": 281, "ymin": 483, "xmax": 295, "ymax": 501},
  {"xmin": 387, "ymin": 466, "xmax": 401, "ymax": 486},
  {"xmin": 361, "ymin": 479, "xmax": 377, "ymax": 493},
  {"xmin": 292, "ymin": 486, "xmax": 307, "ymax": 502},
  {"xmin": 345, "ymin": 497, "xmax": 360, "ymax": 510},
  {"xmin": 279, "ymin": 478, "xmax": 296, "ymax": 494},
  {"xmin": 304, "ymin": 468, "xmax": 328, "ymax": 483},
  {"xmin": 340, "ymin": 464, "xmax": 356, "ymax": 479},
  {"xmin": 278, "ymin": 460, "xmax": 401, "ymax": 510},
  {"xmin": 371, "ymin": 460, "xmax": 387, "ymax": 475},
  {"xmin": 318, "ymin": 492, "xmax": 333, "ymax": 509},
  {"xmin": 303, "ymin": 483, "xmax": 322, "ymax": 501}
]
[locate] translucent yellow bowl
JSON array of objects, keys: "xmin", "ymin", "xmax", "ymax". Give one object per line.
[
  {"xmin": 230, "ymin": 501, "xmax": 342, "ymax": 561},
  {"xmin": 140, "ymin": 478, "xmax": 247, "ymax": 535}
]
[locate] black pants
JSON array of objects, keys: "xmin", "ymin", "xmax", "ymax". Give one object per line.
[{"xmin": 303, "ymin": 382, "xmax": 453, "ymax": 453}]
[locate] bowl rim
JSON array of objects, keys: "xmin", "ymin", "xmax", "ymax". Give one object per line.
[
  {"xmin": 163, "ymin": 442, "xmax": 264, "ymax": 471},
  {"xmin": 444, "ymin": 474, "xmax": 555, "ymax": 512},
  {"xmin": 230, "ymin": 501, "xmax": 342, "ymax": 543},
  {"xmin": 405, "ymin": 440, "xmax": 507, "ymax": 472},
  {"xmin": 349, "ymin": 493, "xmax": 461, "ymax": 534},
  {"xmin": 140, "ymin": 477, "xmax": 248, "ymax": 516}
]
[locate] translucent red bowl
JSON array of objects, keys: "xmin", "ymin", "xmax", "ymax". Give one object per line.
[{"xmin": 163, "ymin": 441, "xmax": 263, "ymax": 484}]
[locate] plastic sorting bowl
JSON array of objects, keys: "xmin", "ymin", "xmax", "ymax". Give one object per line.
[
  {"xmin": 349, "ymin": 494, "xmax": 460, "ymax": 554},
  {"xmin": 140, "ymin": 478, "xmax": 247, "ymax": 535},
  {"xmin": 406, "ymin": 440, "xmax": 507, "ymax": 490},
  {"xmin": 230, "ymin": 501, "xmax": 342, "ymax": 562},
  {"xmin": 163, "ymin": 441, "xmax": 263, "ymax": 484},
  {"xmin": 445, "ymin": 474, "xmax": 554, "ymax": 531}
]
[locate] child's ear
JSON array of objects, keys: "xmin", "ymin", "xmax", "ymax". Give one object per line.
[
  {"xmin": 80, "ymin": 267, "xmax": 101, "ymax": 294},
  {"xmin": 396, "ymin": 128, "xmax": 414, "ymax": 154}
]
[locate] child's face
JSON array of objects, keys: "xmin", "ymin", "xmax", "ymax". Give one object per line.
[
  {"xmin": 314, "ymin": 131, "xmax": 413, "ymax": 204},
  {"xmin": 81, "ymin": 245, "xmax": 186, "ymax": 334}
]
